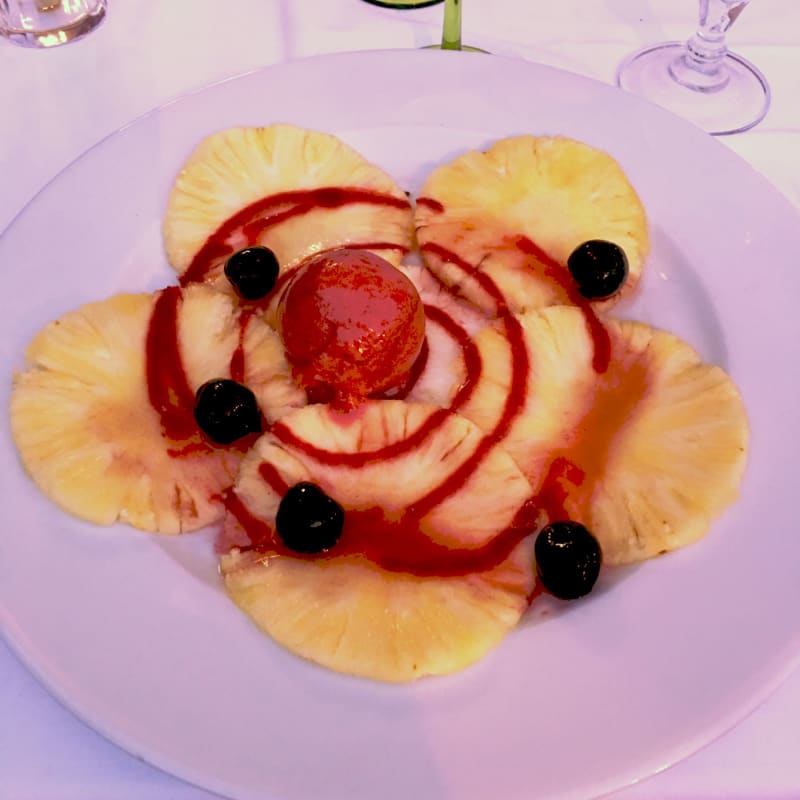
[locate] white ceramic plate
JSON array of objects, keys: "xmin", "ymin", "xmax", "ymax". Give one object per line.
[{"xmin": 2, "ymin": 50, "xmax": 799, "ymax": 800}]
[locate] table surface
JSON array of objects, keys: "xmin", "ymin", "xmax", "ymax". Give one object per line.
[{"xmin": 2, "ymin": 1, "xmax": 800, "ymax": 798}]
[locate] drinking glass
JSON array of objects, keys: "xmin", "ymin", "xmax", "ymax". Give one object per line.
[
  {"xmin": 616, "ymin": 0, "xmax": 770, "ymax": 135},
  {"xmin": 0, "ymin": 0, "xmax": 106, "ymax": 48}
]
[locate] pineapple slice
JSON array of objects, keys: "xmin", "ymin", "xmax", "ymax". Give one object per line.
[
  {"xmin": 220, "ymin": 400, "xmax": 537, "ymax": 682},
  {"xmin": 458, "ymin": 306, "xmax": 749, "ymax": 565},
  {"xmin": 415, "ymin": 135, "xmax": 649, "ymax": 315},
  {"xmin": 10, "ymin": 285, "xmax": 305, "ymax": 534},
  {"xmin": 163, "ymin": 124, "xmax": 414, "ymax": 291}
]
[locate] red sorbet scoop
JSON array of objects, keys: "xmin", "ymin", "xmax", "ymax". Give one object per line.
[{"xmin": 277, "ymin": 249, "xmax": 425, "ymax": 408}]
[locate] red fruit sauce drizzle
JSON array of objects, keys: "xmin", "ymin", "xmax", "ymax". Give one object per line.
[
  {"xmin": 259, "ymin": 462, "xmax": 290, "ymax": 495},
  {"xmin": 223, "ymin": 456, "xmax": 546, "ymax": 577},
  {"xmin": 266, "ymin": 296, "xmax": 487, "ymax": 468},
  {"xmin": 515, "ymin": 235, "xmax": 611, "ymax": 374},
  {"xmin": 419, "ymin": 236, "xmax": 611, "ymax": 374},
  {"xmin": 146, "ymin": 287, "xmax": 202, "ymax": 445},
  {"xmin": 271, "ymin": 407, "xmax": 452, "ymax": 469},
  {"xmin": 221, "ymin": 215, "xmax": 631, "ymax": 587},
  {"xmin": 424, "ymin": 304, "xmax": 482, "ymax": 411},
  {"xmin": 226, "ymin": 265, "xmax": 542, "ymax": 578},
  {"xmin": 145, "ymin": 286, "xmax": 259, "ymax": 456},
  {"xmin": 535, "ymin": 456, "xmax": 586, "ymax": 524},
  {"xmin": 416, "ymin": 196, "xmax": 445, "ymax": 213},
  {"xmin": 228, "ymin": 308, "xmax": 254, "ymax": 383},
  {"xmin": 376, "ymin": 304, "xmax": 481, "ymax": 405},
  {"xmin": 179, "ymin": 187, "xmax": 411, "ymax": 286},
  {"xmin": 408, "ymin": 298, "xmax": 528, "ymax": 521}
]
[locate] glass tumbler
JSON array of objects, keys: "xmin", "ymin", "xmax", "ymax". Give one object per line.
[{"xmin": 0, "ymin": 0, "xmax": 106, "ymax": 48}]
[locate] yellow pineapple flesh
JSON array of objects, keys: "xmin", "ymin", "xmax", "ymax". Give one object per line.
[
  {"xmin": 163, "ymin": 124, "xmax": 414, "ymax": 292},
  {"xmin": 458, "ymin": 306, "xmax": 749, "ymax": 565},
  {"xmin": 220, "ymin": 400, "xmax": 537, "ymax": 682},
  {"xmin": 415, "ymin": 135, "xmax": 649, "ymax": 316},
  {"xmin": 10, "ymin": 285, "xmax": 305, "ymax": 534}
]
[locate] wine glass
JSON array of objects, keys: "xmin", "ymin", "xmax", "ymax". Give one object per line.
[
  {"xmin": 360, "ymin": 0, "xmax": 443, "ymax": 8},
  {"xmin": 616, "ymin": 0, "xmax": 770, "ymax": 136},
  {"xmin": 425, "ymin": 0, "xmax": 487, "ymax": 52}
]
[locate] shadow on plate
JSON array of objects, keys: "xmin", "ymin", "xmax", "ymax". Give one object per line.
[
  {"xmin": 153, "ymin": 525, "xmax": 224, "ymax": 593},
  {"xmin": 519, "ymin": 560, "xmax": 644, "ymax": 630}
]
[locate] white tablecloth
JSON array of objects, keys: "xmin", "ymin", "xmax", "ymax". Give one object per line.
[{"xmin": 2, "ymin": 1, "xmax": 799, "ymax": 797}]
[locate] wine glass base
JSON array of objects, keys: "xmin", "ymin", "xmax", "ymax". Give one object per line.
[
  {"xmin": 422, "ymin": 44, "xmax": 488, "ymax": 53},
  {"xmin": 616, "ymin": 42, "xmax": 770, "ymax": 136},
  {"xmin": 360, "ymin": 0, "xmax": 444, "ymax": 7}
]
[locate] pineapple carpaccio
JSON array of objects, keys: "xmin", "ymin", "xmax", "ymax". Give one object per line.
[{"xmin": 10, "ymin": 124, "xmax": 749, "ymax": 682}]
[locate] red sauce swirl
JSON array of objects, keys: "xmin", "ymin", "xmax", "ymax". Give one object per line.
[
  {"xmin": 146, "ymin": 287, "xmax": 200, "ymax": 443},
  {"xmin": 419, "ymin": 235, "xmax": 611, "ymax": 373},
  {"xmin": 416, "ymin": 196, "xmax": 445, "ymax": 213},
  {"xmin": 229, "ymin": 495, "xmax": 540, "ymax": 578},
  {"xmin": 221, "ymin": 210, "xmax": 637, "ymax": 583},
  {"xmin": 423, "ymin": 304, "xmax": 482, "ymax": 411},
  {"xmin": 145, "ymin": 286, "xmax": 260, "ymax": 456},
  {"xmin": 180, "ymin": 187, "xmax": 411, "ymax": 286},
  {"xmin": 515, "ymin": 235, "xmax": 611, "ymax": 373},
  {"xmin": 230, "ymin": 263, "xmax": 536, "ymax": 576}
]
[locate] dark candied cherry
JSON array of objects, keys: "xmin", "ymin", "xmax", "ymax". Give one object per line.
[
  {"xmin": 224, "ymin": 246, "xmax": 280, "ymax": 300},
  {"xmin": 276, "ymin": 482, "xmax": 344, "ymax": 554},
  {"xmin": 193, "ymin": 379, "xmax": 262, "ymax": 444},
  {"xmin": 534, "ymin": 521, "xmax": 602, "ymax": 600},
  {"xmin": 567, "ymin": 240, "xmax": 628, "ymax": 300}
]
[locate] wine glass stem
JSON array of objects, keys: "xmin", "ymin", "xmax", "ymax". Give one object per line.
[
  {"xmin": 683, "ymin": 0, "xmax": 749, "ymax": 76},
  {"xmin": 441, "ymin": 0, "xmax": 462, "ymax": 50}
]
